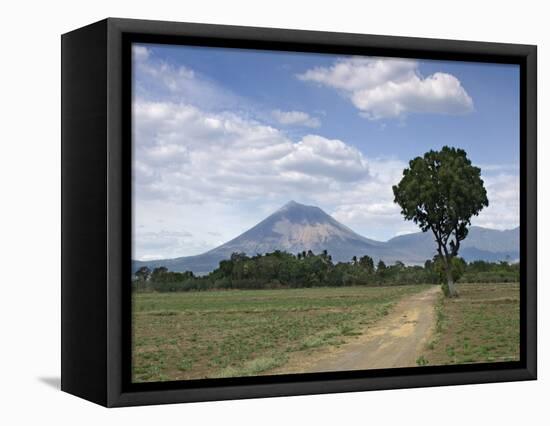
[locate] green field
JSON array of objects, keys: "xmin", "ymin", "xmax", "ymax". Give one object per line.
[
  {"xmin": 132, "ymin": 285, "xmax": 430, "ymax": 382},
  {"xmin": 422, "ymin": 282, "xmax": 520, "ymax": 365}
]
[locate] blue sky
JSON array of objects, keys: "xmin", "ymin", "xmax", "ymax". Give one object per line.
[{"xmin": 132, "ymin": 43, "xmax": 520, "ymax": 260}]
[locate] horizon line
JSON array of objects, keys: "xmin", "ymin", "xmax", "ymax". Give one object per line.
[{"xmin": 133, "ymin": 201, "xmax": 519, "ymax": 262}]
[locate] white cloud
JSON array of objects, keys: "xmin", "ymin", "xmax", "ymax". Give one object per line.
[
  {"xmin": 133, "ymin": 226, "xmax": 213, "ymax": 260},
  {"xmin": 298, "ymin": 57, "xmax": 417, "ymax": 91},
  {"xmin": 132, "ymin": 97, "xmax": 380, "ymax": 258},
  {"xmin": 133, "ymin": 46, "xmax": 245, "ymax": 112},
  {"xmin": 328, "ymin": 160, "xmax": 519, "ymax": 241},
  {"xmin": 133, "ymin": 98, "xmax": 519, "ymax": 257},
  {"xmin": 132, "ymin": 98, "xmax": 415, "ymax": 247},
  {"xmin": 275, "ymin": 135, "xmax": 369, "ymax": 182},
  {"xmin": 325, "ymin": 158, "xmax": 418, "ymax": 240},
  {"xmin": 133, "ymin": 100, "xmax": 370, "ymax": 205},
  {"xmin": 473, "ymin": 172, "xmax": 520, "ymax": 230},
  {"xmin": 132, "ymin": 50, "xmax": 516, "ymax": 260},
  {"xmin": 272, "ymin": 109, "xmax": 321, "ymax": 128},
  {"xmin": 132, "ymin": 45, "xmax": 150, "ymax": 62},
  {"xmin": 297, "ymin": 57, "xmax": 473, "ymax": 120}
]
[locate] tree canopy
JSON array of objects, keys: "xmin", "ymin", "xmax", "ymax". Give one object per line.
[
  {"xmin": 133, "ymin": 249, "xmax": 517, "ymax": 293},
  {"xmin": 393, "ymin": 146, "xmax": 488, "ymax": 296}
]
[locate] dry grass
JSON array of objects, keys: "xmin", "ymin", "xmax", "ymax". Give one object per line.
[
  {"xmin": 423, "ymin": 282, "xmax": 520, "ymax": 365},
  {"xmin": 132, "ymin": 285, "xmax": 429, "ymax": 382}
]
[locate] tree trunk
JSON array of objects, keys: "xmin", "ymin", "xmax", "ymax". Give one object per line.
[{"xmin": 446, "ymin": 267, "xmax": 459, "ymax": 298}]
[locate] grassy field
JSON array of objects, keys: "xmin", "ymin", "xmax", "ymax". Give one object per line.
[
  {"xmin": 132, "ymin": 285, "xmax": 430, "ymax": 382},
  {"xmin": 422, "ymin": 282, "xmax": 520, "ymax": 365}
]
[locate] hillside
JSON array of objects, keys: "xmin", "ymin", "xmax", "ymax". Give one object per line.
[{"xmin": 133, "ymin": 201, "xmax": 519, "ymax": 274}]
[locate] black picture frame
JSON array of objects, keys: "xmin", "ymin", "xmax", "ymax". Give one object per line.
[{"xmin": 61, "ymin": 17, "xmax": 537, "ymax": 407}]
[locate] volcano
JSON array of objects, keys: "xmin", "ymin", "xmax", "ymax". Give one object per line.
[{"xmin": 133, "ymin": 201, "xmax": 519, "ymax": 274}]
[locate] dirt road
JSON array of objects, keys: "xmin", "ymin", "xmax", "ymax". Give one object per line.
[{"xmin": 305, "ymin": 285, "xmax": 440, "ymax": 372}]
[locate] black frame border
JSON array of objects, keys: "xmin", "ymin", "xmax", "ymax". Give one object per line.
[{"xmin": 64, "ymin": 18, "xmax": 537, "ymax": 407}]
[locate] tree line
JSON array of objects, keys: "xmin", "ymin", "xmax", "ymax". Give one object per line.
[{"xmin": 133, "ymin": 250, "xmax": 519, "ymax": 292}]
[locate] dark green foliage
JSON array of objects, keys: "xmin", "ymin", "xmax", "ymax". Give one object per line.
[
  {"xmin": 133, "ymin": 266, "xmax": 152, "ymax": 291},
  {"xmin": 434, "ymin": 256, "xmax": 466, "ymax": 296},
  {"xmin": 150, "ymin": 266, "xmax": 168, "ymax": 281},
  {"xmin": 433, "ymin": 255, "xmax": 465, "ymax": 282},
  {"xmin": 133, "ymin": 249, "xmax": 518, "ymax": 292},
  {"xmin": 459, "ymin": 260, "xmax": 519, "ymax": 283},
  {"xmin": 135, "ymin": 266, "xmax": 151, "ymax": 281},
  {"xmin": 359, "ymin": 255, "xmax": 375, "ymax": 274},
  {"xmin": 134, "ymin": 267, "xmax": 195, "ymax": 292},
  {"xmin": 392, "ymin": 146, "xmax": 488, "ymax": 241},
  {"xmin": 393, "ymin": 146, "xmax": 489, "ymax": 297}
]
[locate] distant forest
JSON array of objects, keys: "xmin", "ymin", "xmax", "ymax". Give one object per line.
[{"xmin": 133, "ymin": 250, "xmax": 519, "ymax": 292}]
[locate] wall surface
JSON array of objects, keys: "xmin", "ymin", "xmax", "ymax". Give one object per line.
[{"xmin": 0, "ymin": 0, "xmax": 546, "ymax": 424}]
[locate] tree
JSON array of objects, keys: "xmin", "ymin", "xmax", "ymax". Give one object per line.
[
  {"xmin": 433, "ymin": 255, "xmax": 466, "ymax": 295},
  {"xmin": 151, "ymin": 266, "xmax": 168, "ymax": 282},
  {"xmin": 393, "ymin": 146, "xmax": 488, "ymax": 297},
  {"xmin": 135, "ymin": 266, "xmax": 151, "ymax": 282},
  {"xmin": 359, "ymin": 255, "xmax": 374, "ymax": 274},
  {"xmin": 393, "ymin": 260, "xmax": 405, "ymax": 269},
  {"xmin": 376, "ymin": 260, "xmax": 387, "ymax": 273},
  {"xmin": 230, "ymin": 252, "xmax": 248, "ymax": 262}
]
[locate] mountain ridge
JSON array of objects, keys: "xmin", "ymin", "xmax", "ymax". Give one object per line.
[{"xmin": 134, "ymin": 201, "xmax": 519, "ymax": 274}]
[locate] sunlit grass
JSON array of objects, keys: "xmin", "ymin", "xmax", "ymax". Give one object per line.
[{"xmin": 132, "ymin": 285, "xmax": 430, "ymax": 382}]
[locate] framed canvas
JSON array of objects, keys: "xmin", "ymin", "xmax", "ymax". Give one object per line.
[{"xmin": 61, "ymin": 18, "xmax": 537, "ymax": 407}]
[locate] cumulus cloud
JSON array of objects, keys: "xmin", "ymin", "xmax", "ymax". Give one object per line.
[
  {"xmin": 133, "ymin": 100, "xmax": 370, "ymax": 205},
  {"xmin": 275, "ymin": 135, "xmax": 369, "ymax": 182},
  {"xmin": 132, "ymin": 92, "xmax": 376, "ymax": 259},
  {"xmin": 326, "ymin": 158, "xmax": 419, "ymax": 240},
  {"xmin": 327, "ymin": 155, "xmax": 519, "ymax": 241},
  {"xmin": 272, "ymin": 109, "xmax": 321, "ymax": 128},
  {"xmin": 297, "ymin": 57, "xmax": 474, "ymax": 120},
  {"xmin": 132, "ymin": 45, "xmax": 150, "ymax": 62},
  {"xmin": 133, "ymin": 44, "xmax": 245, "ymax": 112},
  {"xmin": 131, "ymin": 48, "xmax": 516, "ymax": 260},
  {"xmin": 473, "ymin": 172, "xmax": 520, "ymax": 230},
  {"xmin": 133, "ymin": 96, "xmax": 518, "ymax": 256}
]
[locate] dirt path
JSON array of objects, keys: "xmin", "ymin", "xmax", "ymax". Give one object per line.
[{"xmin": 289, "ymin": 286, "xmax": 441, "ymax": 373}]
